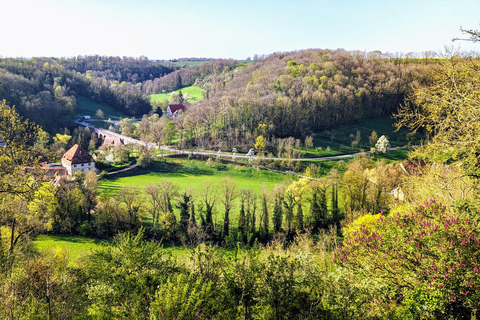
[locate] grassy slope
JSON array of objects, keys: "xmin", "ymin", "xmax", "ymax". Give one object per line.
[
  {"xmin": 150, "ymin": 85, "xmax": 204, "ymax": 104},
  {"xmin": 304, "ymin": 116, "xmax": 420, "ymax": 157},
  {"xmin": 76, "ymin": 96, "xmax": 129, "ymax": 120}
]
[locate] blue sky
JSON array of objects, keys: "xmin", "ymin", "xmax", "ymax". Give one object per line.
[{"xmin": 2, "ymin": 0, "xmax": 479, "ymax": 59}]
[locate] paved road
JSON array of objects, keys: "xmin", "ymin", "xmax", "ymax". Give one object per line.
[{"xmin": 76, "ymin": 120, "xmax": 409, "ymax": 162}]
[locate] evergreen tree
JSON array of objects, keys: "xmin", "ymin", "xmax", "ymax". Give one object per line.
[
  {"xmin": 309, "ymin": 190, "xmax": 322, "ymax": 231},
  {"xmin": 331, "ymin": 185, "xmax": 340, "ymax": 224},
  {"xmin": 238, "ymin": 197, "xmax": 247, "ymax": 243},
  {"xmin": 177, "ymin": 193, "xmax": 191, "ymax": 235},
  {"xmin": 260, "ymin": 192, "xmax": 269, "ymax": 238},
  {"xmin": 319, "ymin": 187, "xmax": 328, "ymax": 227},
  {"xmin": 295, "ymin": 203, "xmax": 304, "ymax": 233},
  {"xmin": 272, "ymin": 195, "xmax": 283, "ymax": 233},
  {"xmin": 190, "ymin": 202, "xmax": 196, "ymax": 227}
]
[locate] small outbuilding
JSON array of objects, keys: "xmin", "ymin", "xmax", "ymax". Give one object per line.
[{"xmin": 61, "ymin": 144, "xmax": 95, "ymax": 176}]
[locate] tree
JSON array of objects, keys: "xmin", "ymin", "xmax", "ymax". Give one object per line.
[
  {"xmin": 369, "ymin": 131, "xmax": 378, "ymax": 147},
  {"xmin": 272, "ymin": 194, "xmax": 283, "ymax": 233},
  {"xmin": 200, "ymin": 181, "xmax": 216, "ymax": 238},
  {"xmin": 0, "ymin": 100, "xmax": 41, "ymax": 196},
  {"xmin": 95, "ymin": 109, "xmax": 105, "ymax": 119},
  {"xmin": 304, "ymin": 135, "xmax": 313, "ymax": 155},
  {"xmin": 177, "ymin": 192, "xmax": 191, "ymax": 236},
  {"xmin": 375, "ymin": 135, "xmax": 390, "ymax": 153},
  {"xmin": 396, "ymin": 55, "xmax": 480, "ymax": 176},
  {"xmin": 118, "ymin": 187, "xmax": 143, "ymax": 231},
  {"xmin": 453, "ymin": 23, "xmax": 480, "ymax": 42},
  {"xmin": 254, "ymin": 135, "xmax": 266, "ymax": 153},
  {"xmin": 221, "ymin": 178, "xmax": 237, "ymax": 239}
]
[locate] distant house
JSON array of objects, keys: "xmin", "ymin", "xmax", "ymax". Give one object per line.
[
  {"xmin": 61, "ymin": 144, "xmax": 95, "ymax": 176},
  {"xmin": 165, "ymin": 104, "xmax": 185, "ymax": 117}
]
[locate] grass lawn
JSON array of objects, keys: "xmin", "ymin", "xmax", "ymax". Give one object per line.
[
  {"xmin": 99, "ymin": 157, "xmax": 290, "ymax": 196},
  {"xmin": 304, "ymin": 116, "xmax": 421, "ymax": 157},
  {"xmin": 31, "ymin": 235, "xmax": 110, "ymax": 267},
  {"xmin": 150, "ymin": 85, "xmax": 204, "ymax": 105},
  {"xmin": 76, "ymin": 96, "xmax": 129, "ymax": 120},
  {"xmin": 32, "ymin": 235, "xmax": 194, "ymax": 266}
]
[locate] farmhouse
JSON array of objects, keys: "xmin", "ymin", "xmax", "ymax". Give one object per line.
[
  {"xmin": 61, "ymin": 144, "xmax": 95, "ymax": 176},
  {"xmin": 165, "ymin": 104, "xmax": 185, "ymax": 117}
]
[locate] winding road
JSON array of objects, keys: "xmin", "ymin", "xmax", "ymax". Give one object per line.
[{"xmin": 76, "ymin": 119, "xmax": 408, "ymax": 163}]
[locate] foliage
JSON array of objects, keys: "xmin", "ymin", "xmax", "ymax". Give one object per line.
[
  {"xmin": 336, "ymin": 200, "xmax": 480, "ymax": 318},
  {"xmin": 396, "ymin": 55, "xmax": 480, "ymax": 176},
  {"xmin": 83, "ymin": 228, "xmax": 178, "ymax": 318}
]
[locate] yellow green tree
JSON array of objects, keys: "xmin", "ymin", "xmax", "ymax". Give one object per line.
[{"xmin": 396, "ymin": 55, "xmax": 480, "ymax": 176}]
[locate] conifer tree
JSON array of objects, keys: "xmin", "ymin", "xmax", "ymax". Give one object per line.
[
  {"xmin": 295, "ymin": 203, "xmax": 304, "ymax": 233},
  {"xmin": 260, "ymin": 192, "xmax": 269, "ymax": 238},
  {"xmin": 272, "ymin": 195, "xmax": 283, "ymax": 233},
  {"xmin": 310, "ymin": 190, "xmax": 322, "ymax": 231},
  {"xmin": 238, "ymin": 196, "xmax": 247, "ymax": 243},
  {"xmin": 177, "ymin": 192, "xmax": 191, "ymax": 235}
]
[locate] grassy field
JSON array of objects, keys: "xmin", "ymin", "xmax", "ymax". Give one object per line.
[
  {"xmin": 31, "ymin": 235, "xmax": 110, "ymax": 266},
  {"xmin": 76, "ymin": 96, "xmax": 129, "ymax": 120},
  {"xmin": 303, "ymin": 116, "xmax": 421, "ymax": 157},
  {"xmin": 150, "ymin": 85, "xmax": 204, "ymax": 104},
  {"xmin": 32, "ymin": 235, "xmax": 192, "ymax": 266},
  {"xmin": 171, "ymin": 61, "xmax": 209, "ymax": 67},
  {"xmin": 99, "ymin": 157, "xmax": 291, "ymax": 196}
]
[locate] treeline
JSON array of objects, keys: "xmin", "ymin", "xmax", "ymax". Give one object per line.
[
  {"xmin": 61, "ymin": 55, "xmax": 178, "ymax": 83},
  {"xmin": 183, "ymin": 49, "xmax": 431, "ymax": 150},
  {"xmin": 142, "ymin": 59, "xmax": 239, "ymax": 94}
]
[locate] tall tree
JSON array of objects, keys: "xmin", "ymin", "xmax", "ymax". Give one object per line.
[{"xmin": 221, "ymin": 177, "xmax": 237, "ymax": 239}]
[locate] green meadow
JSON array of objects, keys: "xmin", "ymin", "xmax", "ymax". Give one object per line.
[
  {"xmin": 31, "ymin": 235, "xmax": 110, "ymax": 266},
  {"xmin": 303, "ymin": 116, "xmax": 420, "ymax": 157},
  {"xmin": 99, "ymin": 157, "xmax": 291, "ymax": 196},
  {"xmin": 150, "ymin": 85, "xmax": 204, "ymax": 104},
  {"xmin": 32, "ymin": 235, "xmax": 193, "ymax": 266},
  {"xmin": 76, "ymin": 96, "xmax": 129, "ymax": 120}
]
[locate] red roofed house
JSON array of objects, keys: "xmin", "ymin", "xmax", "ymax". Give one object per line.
[
  {"xmin": 165, "ymin": 104, "xmax": 185, "ymax": 117},
  {"xmin": 61, "ymin": 144, "xmax": 95, "ymax": 176}
]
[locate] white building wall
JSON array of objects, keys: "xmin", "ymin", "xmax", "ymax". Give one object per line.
[{"xmin": 61, "ymin": 160, "xmax": 95, "ymax": 176}]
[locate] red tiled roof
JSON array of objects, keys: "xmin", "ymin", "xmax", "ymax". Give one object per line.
[
  {"xmin": 62, "ymin": 144, "xmax": 94, "ymax": 165},
  {"xmin": 168, "ymin": 104, "xmax": 185, "ymax": 113}
]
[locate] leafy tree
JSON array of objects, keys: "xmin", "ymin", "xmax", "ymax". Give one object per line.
[
  {"xmin": 95, "ymin": 109, "xmax": 105, "ymax": 119},
  {"xmin": 83, "ymin": 228, "xmax": 177, "ymax": 318},
  {"xmin": 369, "ymin": 130, "xmax": 378, "ymax": 147},
  {"xmin": 254, "ymin": 135, "xmax": 266, "ymax": 153}
]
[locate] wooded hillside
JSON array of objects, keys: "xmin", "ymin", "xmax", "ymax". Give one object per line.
[{"xmin": 187, "ymin": 49, "xmax": 431, "ymax": 149}]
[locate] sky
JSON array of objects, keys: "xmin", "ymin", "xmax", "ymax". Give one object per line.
[{"xmin": 1, "ymin": 0, "xmax": 479, "ymax": 60}]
